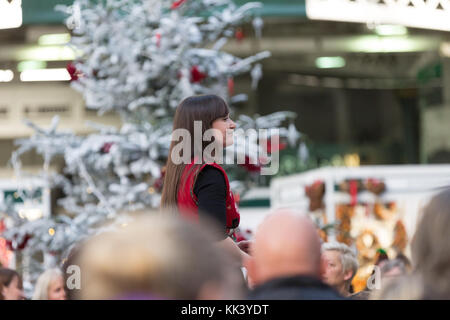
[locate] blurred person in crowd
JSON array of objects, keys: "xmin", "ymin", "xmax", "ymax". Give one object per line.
[
  {"xmin": 62, "ymin": 243, "xmax": 83, "ymax": 300},
  {"xmin": 32, "ymin": 268, "xmax": 67, "ymax": 300},
  {"xmin": 353, "ymin": 257, "xmax": 409, "ymax": 300},
  {"xmin": 395, "ymin": 253, "xmax": 412, "ymax": 273},
  {"xmin": 76, "ymin": 213, "xmax": 244, "ymax": 300},
  {"xmin": 321, "ymin": 241, "xmax": 359, "ymax": 297},
  {"xmin": 245, "ymin": 209, "xmax": 343, "ymax": 300},
  {"xmin": 0, "ymin": 268, "xmax": 24, "ymax": 300},
  {"xmin": 411, "ymin": 188, "xmax": 450, "ymax": 299},
  {"xmin": 380, "ymin": 258, "xmax": 407, "ymax": 284},
  {"xmin": 370, "ymin": 274, "xmax": 424, "ymax": 300},
  {"xmin": 160, "ymin": 95, "xmax": 249, "ymax": 265}
]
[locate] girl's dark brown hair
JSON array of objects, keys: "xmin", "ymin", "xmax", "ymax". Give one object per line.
[
  {"xmin": 0, "ymin": 268, "xmax": 22, "ymax": 300},
  {"xmin": 160, "ymin": 94, "xmax": 229, "ymax": 209}
]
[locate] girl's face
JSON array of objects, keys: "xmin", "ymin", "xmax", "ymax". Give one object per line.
[
  {"xmin": 2, "ymin": 275, "xmax": 24, "ymax": 300},
  {"xmin": 47, "ymin": 275, "xmax": 67, "ymax": 300},
  {"xmin": 211, "ymin": 114, "xmax": 236, "ymax": 147}
]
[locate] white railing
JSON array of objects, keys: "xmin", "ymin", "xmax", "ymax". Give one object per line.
[
  {"xmin": 271, "ymin": 164, "xmax": 450, "ymax": 245},
  {"xmin": 306, "ymin": 0, "xmax": 450, "ymax": 32}
]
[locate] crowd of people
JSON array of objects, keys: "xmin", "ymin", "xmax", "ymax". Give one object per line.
[
  {"xmin": 0, "ymin": 187, "xmax": 448, "ymax": 300},
  {"xmin": 1, "ymin": 95, "xmax": 449, "ymax": 300}
]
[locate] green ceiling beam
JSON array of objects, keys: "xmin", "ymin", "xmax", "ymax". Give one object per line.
[{"xmin": 22, "ymin": 0, "xmax": 306, "ymax": 25}]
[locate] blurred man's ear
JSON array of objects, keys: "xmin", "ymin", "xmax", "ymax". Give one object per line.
[
  {"xmin": 319, "ymin": 256, "xmax": 327, "ymax": 279},
  {"xmin": 343, "ymin": 270, "xmax": 354, "ymax": 282}
]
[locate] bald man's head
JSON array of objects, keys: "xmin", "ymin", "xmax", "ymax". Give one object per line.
[{"xmin": 245, "ymin": 209, "xmax": 322, "ymax": 286}]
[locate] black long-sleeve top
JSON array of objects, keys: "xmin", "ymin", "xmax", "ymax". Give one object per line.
[{"xmin": 193, "ymin": 166, "xmax": 228, "ymax": 240}]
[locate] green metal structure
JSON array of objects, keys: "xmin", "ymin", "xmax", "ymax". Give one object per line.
[{"xmin": 22, "ymin": 0, "xmax": 307, "ymax": 25}]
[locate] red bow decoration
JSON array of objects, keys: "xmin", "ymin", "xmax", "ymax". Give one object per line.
[
  {"xmin": 152, "ymin": 167, "xmax": 166, "ymax": 192},
  {"xmin": 265, "ymin": 135, "xmax": 287, "ymax": 153},
  {"xmin": 235, "ymin": 28, "xmax": 244, "ymax": 42},
  {"xmin": 171, "ymin": 0, "xmax": 186, "ymax": 10},
  {"xmin": 190, "ymin": 66, "xmax": 207, "ymax": 83},
  {"xmin": 6, "ymin": 234, "xmax": 32, "ymax": 251},
  {"xmin": 349, "ymin": 180, "xmax": 358, "ymax": 206},
  {"xmin": 228, "ymin": 77, "xmax": 234, "ymax": 96},
  {"xmin": 155, "ymin": 33, "xmax": 161, "ymax": 48},
  {"xmin": 101, "ymin": 142, "xmax": 114, "ymax": 154},
  {"xmin": 0, "ymin": 219, "xmax": 5, "ymax": 234},
  {"xmin": 239, "ymin": 155, "xmax": 261, "ymax": 172},
  {"xmin": 66, "ymin": 62, "xmax": 81, "ymax": 81}
]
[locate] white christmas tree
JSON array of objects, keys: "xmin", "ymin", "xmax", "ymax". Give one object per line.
[{"xmin": 0, "ymin": 0, "xmax": 304, "ymax": 287}]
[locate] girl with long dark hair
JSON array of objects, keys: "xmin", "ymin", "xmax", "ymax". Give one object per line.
[{"xmin": 161, "ymin": 94, "xmax": 249, "ymax": 264}]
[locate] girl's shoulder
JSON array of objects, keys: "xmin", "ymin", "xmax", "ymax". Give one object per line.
[
  {"xmin": 193, "ymin": 165, "xmax": 227, "ymax": 195},
  {"xmin": 197, "ymin": 164, "xmax": 226, "ymax": 180}
]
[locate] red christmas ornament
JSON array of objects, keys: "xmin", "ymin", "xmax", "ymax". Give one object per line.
[
  {"xmin": 239, "ymin": 155, "xmax": 261, "ymax": 172},
  {"xmin": 171, "ymin": 0, "xmax": 186, "ymax": 10},
  {"xmin": 235, "ymin": 28, "xmax": 244, "ymax": 42},
  {"xmin": 233, "ymin": 192, "xmax": 240, "ymax": 205},
  {"xmin": 66, "ymin": 63, "xmax": 81, "ymax": 81},
  {"xmin": 228, "ymin": 77, "xmax": 234, "ymax": 96},
  {"xmin": 0, "ymin": 219, "xmax": 5, "ymax": 233},
  {"xmin": 6, "ymin": 234, "xmax": 32, "ymax": 251},
  {"xmin": 235, "ymin": 233, "xmax": 247, "ymax": 242},
  {"xmin": 153, "ymin": 177, "xmax": 164, "ymax": 192},
  {"xmin": 265, "ymin": 135, "xmax": 287, "ymax": 153},
  {"xmin": 190, "ymin": 66, "xmax": 207, "ymax": 83},
  {"xmin": 235, "ymin": 228, "xmax": 253, "ymax": 242},
  {"xmin": 5, "ymin": 239, "xmax": 11, "ymax": 250},
  {"xmin": 101, "ymin": 142, "xmax": 114, "ymax": 154},
  {"xmin": 155, "ymin": 32, "xmax": 161, "ymax": 48},
  {"xmin": 153, "ymin": 167, "xmax": 166, "ymax": 192}
]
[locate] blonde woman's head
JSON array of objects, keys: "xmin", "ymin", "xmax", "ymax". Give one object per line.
[
  {"xmin": 321, "ymin": 241, "xmax": 359, "ymax": 292},
  {"xmin": 32, "ymin": 268, "xmax": 66, "ymax": 300}
]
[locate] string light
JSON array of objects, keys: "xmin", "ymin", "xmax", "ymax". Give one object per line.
[
  {"xmin": 344, "ymin": 153, "xmax": 360, "ymax": 167},
  {"xmin": 48, "ymin": 228, "xmax": 55, "ymax": 236},
  {"xmin": 0, "ymin": 69, "xmax": 14, "ymax": 82},
  {"xmin": 0, "ymin": 0, "xmax": 22, "ymax": 30}
]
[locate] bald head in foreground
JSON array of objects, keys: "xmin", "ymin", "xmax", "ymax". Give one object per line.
[{"xmin": 245, "ymin": 209, "xmax": 343, "ymax": 300}]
